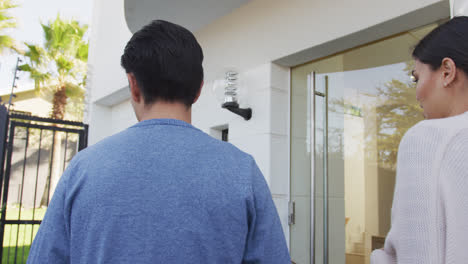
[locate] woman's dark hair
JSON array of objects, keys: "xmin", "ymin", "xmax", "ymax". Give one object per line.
[
  {"xmin": 413, "ymin": 16, "xmax": 468, "ymax": 76},
  {"xmin": 121, "ymin": 20, "xmax": 204, "ymax": 107}
]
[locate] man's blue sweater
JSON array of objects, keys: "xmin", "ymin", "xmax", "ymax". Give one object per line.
[{"xmin": 27, "ymin": 119, "xmax": 290, "ymax": 263}]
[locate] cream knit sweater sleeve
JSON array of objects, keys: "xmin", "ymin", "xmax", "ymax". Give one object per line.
[{"xmin": 371, "ymin": 112, "xmax": 468, "ymax": 264}]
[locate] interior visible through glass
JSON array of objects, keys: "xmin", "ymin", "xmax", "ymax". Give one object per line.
[{"xmin": 290, "ymin": 21, "xmax": 444, "ymax": 264}]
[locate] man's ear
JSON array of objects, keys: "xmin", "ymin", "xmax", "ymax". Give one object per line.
[
  {"xmin": 193, "ymin": 80, "xmax": 204, "ymax": 104},
  {"xmin": 441, "ymin": 57, "xmax": 457, "ymax": 88},
  {"xmin": 128, "ymin": 73, "xmax": 142, "ymax": 103}
]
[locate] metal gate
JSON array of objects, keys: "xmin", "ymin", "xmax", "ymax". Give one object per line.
[{"xmin": 0, "ymin": 106, "xmax": 88, "ymax": 263}]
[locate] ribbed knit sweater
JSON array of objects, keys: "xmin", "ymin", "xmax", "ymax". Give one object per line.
[{"xmin": 371, "ymin": 111, "xmax": 468, "ymax": 264}]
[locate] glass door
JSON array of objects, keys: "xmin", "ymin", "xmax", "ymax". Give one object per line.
[
  {"xmin": 290, "ymin": 70, "xmax": 346, "ymax": 264},
  {"xmin": 290, "ymin": 22, "xmax": 441, "ymax": 264},
  {"xmin": 312, "ymin": 72, "xmax": 346, "ymax": 264}
]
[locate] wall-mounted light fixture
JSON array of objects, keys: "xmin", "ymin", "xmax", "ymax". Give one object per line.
[
  {"xmin": 451, "ymin": 0, "xmax": 468, "ymax": 17},
  {"xmin": 213, "ymin": 70, "xmax": 252, "ymax": 120}
]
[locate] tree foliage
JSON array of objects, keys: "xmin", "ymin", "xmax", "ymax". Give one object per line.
[
  {"xmin": 19, "ymin": 16, "xmax": 88, "ymax": 120},
  {"xmin": 0, "ymin": 0, "xmax": 18, "ymax": 54},
  {"xmin": 370, "ymin": 61, "xmax": 424, "ymax": 169}
]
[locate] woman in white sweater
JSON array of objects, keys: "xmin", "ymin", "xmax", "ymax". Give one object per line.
[{"xmin": 371, "ymin": 16, "xmax": 468, "ymax": 264}]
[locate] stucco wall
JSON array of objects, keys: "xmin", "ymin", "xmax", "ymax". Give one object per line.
[{"xmin": 86, "ymin": 0, "xmax": 449, "ymax": 250}]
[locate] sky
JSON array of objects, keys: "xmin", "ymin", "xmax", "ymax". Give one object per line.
[{"xmin": 0, "ymin": 0, "xmax": 94, "ymax": 96}]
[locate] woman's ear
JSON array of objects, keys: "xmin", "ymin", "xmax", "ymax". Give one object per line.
[{"xmin": 441, "ymin": 57, "xmax": 457, "ymax": 88}]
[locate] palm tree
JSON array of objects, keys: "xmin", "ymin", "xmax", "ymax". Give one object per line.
[
  {"xmin": 19, "ymin": 16, "xmax": 88, "ymax": 207},
  {"xmin": 0, "ymin": 0, "xmax": 18, "ymax": 54},
  {"xmin": 19, "ymin": 15, "xmax": 88, "ymax": 120}
]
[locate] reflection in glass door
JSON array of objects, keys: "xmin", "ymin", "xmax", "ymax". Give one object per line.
[{"xmin": 290, "ymin": 22, "xmax": 440, "ymax": 264}]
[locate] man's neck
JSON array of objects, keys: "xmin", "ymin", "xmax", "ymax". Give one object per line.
[{"xmin": 138, "ymin": 101, "xmax": 192, "ymax": 124}]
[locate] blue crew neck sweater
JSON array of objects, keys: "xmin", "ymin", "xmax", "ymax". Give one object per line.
[{"xmin": 27, "ymin": 119, "xmax": 290, "ymax": 264}]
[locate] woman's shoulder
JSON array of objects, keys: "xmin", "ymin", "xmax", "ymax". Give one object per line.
[{"xmin": 400, "ymin": 111, "xmax": 468, "ymax": 151}]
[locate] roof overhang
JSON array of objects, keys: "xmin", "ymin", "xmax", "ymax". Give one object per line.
[{"xmin": 124, "ymin": 0, "xmax": 250, "ymax": 33}]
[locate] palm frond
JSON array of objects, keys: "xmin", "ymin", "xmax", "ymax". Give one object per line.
[
  {"xmin": 0, "ymin": 34, "xmax": 13, "ymax": 48},
  {"xmin": 76, "ymin": 42, "xmax": 88, "ymax": 61},
  {"xmin": 19, "ymin": 63, "xmax": 51, "ymax": 87},
  {"xmin": 20, "ymin": 15, "xmax": 89, "ymax": 121},
  {"xmin": 0, "ymin": 0, "xmax": 18, "ymax": 53},
  {"xmin": 0, "ymin": 0, "xmax": 19, "ymax": 10},
  {"xmin": 23, "ymin": 43, "xmax": 46, "ymax": 65},
  {"xmin": 56, "ymin": 55, "xmax": 74, "ymax": 75},
  {"xmin": 0, "ymin": 20, "xmax": 16, "ymax": 30},
  {"xmin": 64, "ymin": 82, "xmax": 85, "ymax": 98},
  {"xmin": 41, "ymin": 23, "xmax": 52, "ymax": 50}
]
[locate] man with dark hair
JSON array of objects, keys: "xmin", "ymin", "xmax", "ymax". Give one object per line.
[{"xmin": 27, "ymin": 20, "xmax": 290, "ymax": 263}]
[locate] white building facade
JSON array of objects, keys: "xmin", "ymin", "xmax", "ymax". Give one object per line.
[{"xmin": 86, "ymin": 0, "xmax": 465, "ymax": 263}]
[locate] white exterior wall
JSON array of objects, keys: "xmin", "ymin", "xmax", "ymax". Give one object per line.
[
  {"xmin": 87, "ymin": 0, "xmax": 448, "ymax": 248},
  {"xmin": 196, "ymin": 0, "xmax": 444, "ymax": 78},
  {"xmin": 193, "ymin": 63, "xmax": 291, "ymax": 244},
  {"xmin": 86, "ymin": 0, "xmax": 133, "ymax": 144}
]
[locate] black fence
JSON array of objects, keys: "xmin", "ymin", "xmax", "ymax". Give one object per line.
[{"xmin": 0, "ymin": 106, "xmax": 88, "ymax": 263}]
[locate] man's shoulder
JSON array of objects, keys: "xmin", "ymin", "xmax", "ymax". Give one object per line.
[
  {"xmin": 193, "ymin": 131, "xmax": 256, "ymax": 170},
  {"xmin": 70, "ymin": 128, "xmax": 133, "ymax": 164},
  {"xmin": 201, "ymin": 134, "xmax": 250, "ymax": 156},
  {"xmin": 78, "ymin": 125, "xmax": 253, "ymax": 164}
]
